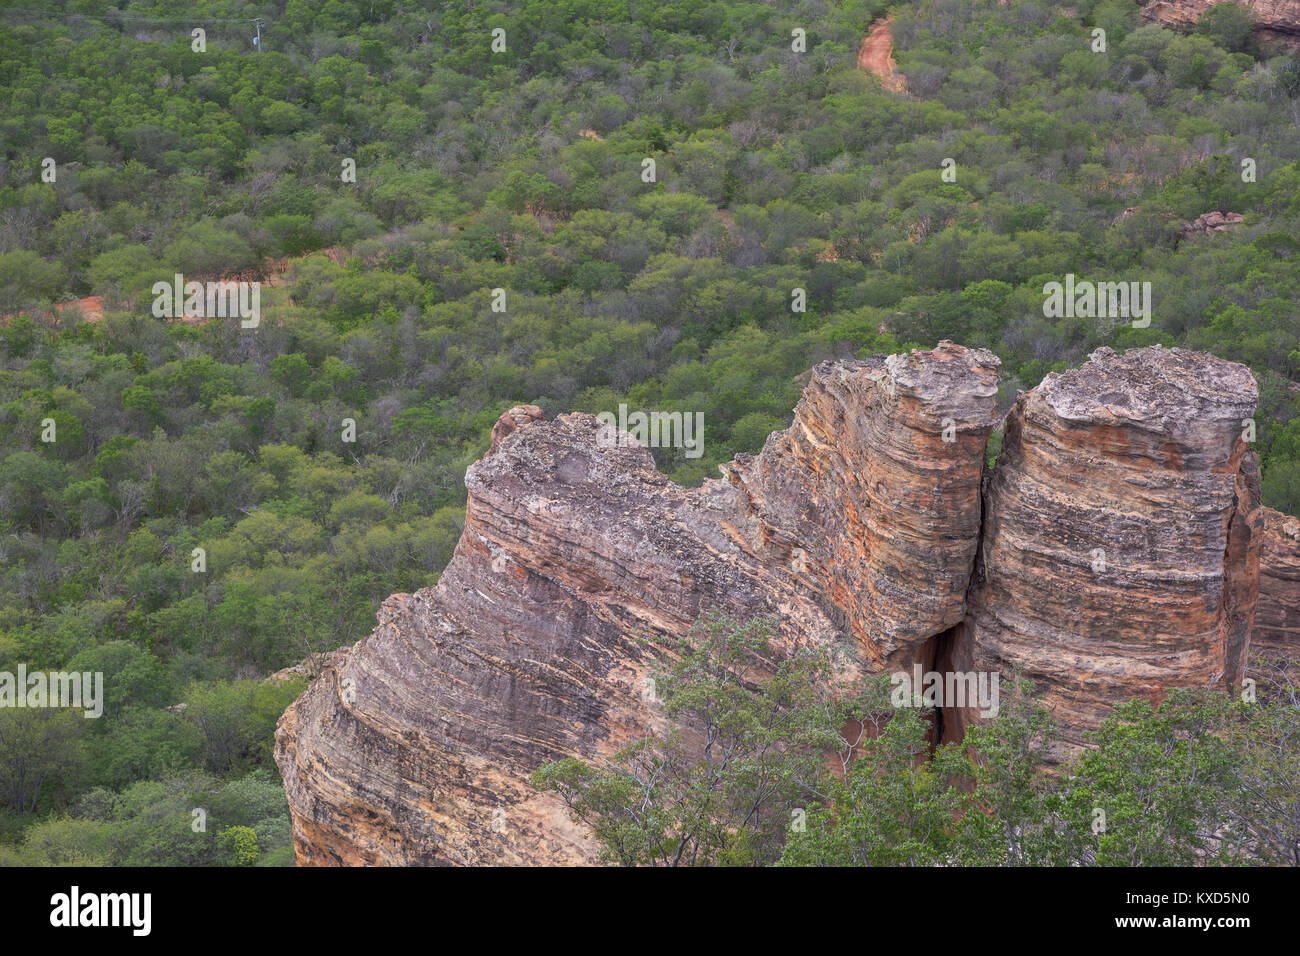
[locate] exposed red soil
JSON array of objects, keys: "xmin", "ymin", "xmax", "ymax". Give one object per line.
[{"xmin": 859, "ymin": 16, "xmax": 907, "ymax": 94}]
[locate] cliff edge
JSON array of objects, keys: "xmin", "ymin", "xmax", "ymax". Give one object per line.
[{"xmin": 275, "ymin": 342, "xmax": 1297, "ymax": 865}]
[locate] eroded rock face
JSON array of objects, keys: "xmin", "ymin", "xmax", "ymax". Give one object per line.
[
  {"xmin": 276, "ymin": 342, "xmax": 1285, "ymax": 863},
  {"xmin": 952, "ymin": 346, "xmax": 1262, "ymax": 754},
  {"xmin": 1138, "ymin": 0, "xmax": 1300, "ymax": 47},
  {"xmin": 1256, "ymin": 507, "xmax": 1300, "ymax": 664},
  {"xmin": 725, "ymin": 342, "xmax": 1001, "ymax": 669},
  {"xmin": 275, "ymin": 342, "xmax": 1001, "ymax": 865}
]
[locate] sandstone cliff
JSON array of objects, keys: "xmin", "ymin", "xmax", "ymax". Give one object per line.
[
  {"xmin": 1138, "ymin": 0, "xmax": 1300, "ymax": 47},
  {"xmin": 1256, "ymin": 507, "xmax": 1300, "ymax": 663},
  {"xmin": 276, "ymin": 342, "xmax": 1286, "ymax": 865},
  {"xmin": 950, "ymin": 346, "xmax": 1262, "ymax": 754},
  {"xmin": 276, "ymin": 343, "xmax": 1001, "ymax": 864}
]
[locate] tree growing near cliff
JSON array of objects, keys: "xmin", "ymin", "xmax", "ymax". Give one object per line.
[
  {"xmin": 1056, "ymin": 688, "xmax": 1244, "ymax": 866},
  {"xmin": 534, "ymin": 623, "xmax": 1300, "ymax": 867},
  {"xmin": 531, "ymin": 611, "xmax": 867, "ymax": 866},
  {"xmin": 779, "ymin": 676, "xmax": 1075, "ymax": 867},
  {"xmin": 1195, "ymin": 3, "xmax": 1258, "ymax": 56},
  {"xmin": 954, "ymin": 678, "xmax": 1063, "ymax": 866},
  {"xmin": 778, "ymin": 703, "xmax": 972, "ymax": 866},
  {"xmin": 1227, "ymin": 658, "xmax": 1300, "ymax": 865}
]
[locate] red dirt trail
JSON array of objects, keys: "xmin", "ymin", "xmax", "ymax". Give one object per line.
[{"xmin": 858, "ymin": 15, "xmax": 907, "ymax": 94}]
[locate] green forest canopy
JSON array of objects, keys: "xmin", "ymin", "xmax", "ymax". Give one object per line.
[{"xmin": 1, "ymin": 0, "xmax": 1299, "ymax": 864}]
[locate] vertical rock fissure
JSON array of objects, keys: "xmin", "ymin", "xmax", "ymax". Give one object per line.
[
  {"xmin": 920, "ymin": 445, "xmax": 993, "ymax": 754},
  {"xmin": 928, "ymin": 625, "xmax": 955, "ymax": 750},
  {"xmin": 1220, "ymin": 457, "xmax": 1263, "ymax": 687}
]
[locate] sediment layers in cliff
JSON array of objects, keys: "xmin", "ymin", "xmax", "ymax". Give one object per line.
[
  {"xmin": 1256, "ymin": 507, "xmax": 1300, "ymax": 664},
  {"xmin": 275, "ymin": 342, "xmax": 1001, "ymax": 865},
  {"xmin": 726, "ymin": 343, "xmax": 1001, "ymax": 669},
  {"xmin": 950, "ymin": 346, "xmax": 1262, "ymax": 754},
  {"xmin": 276, "ymin": 342, "xmax": 1288, "ymax": 863},
  {"xmin": 1138, "ymin": 0, "xmax": 1300, "ymax": 47}
]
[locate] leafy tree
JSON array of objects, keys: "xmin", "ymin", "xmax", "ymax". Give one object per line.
[
  {"xmin": 1227, "ymin": 659, "xmax": 1300, "ymax": 864},
  {"xmin": 533, "ymin": 611, "xmax": 847, "ymax": 866},
  {"xmin": 184, "ymin": 679, "xmax": 305, "ymax": 775},
  {"xmin": 218, "ymin": 825, "xmax": 261, "ymax": 866},
  {"xmin": 0, "ymin": 708, "xmax": 88, "ymax": 813},
  {"xmin": 1195, "ymin": 3, "xmax": 1257, "ymax": 55},
  {"xmin": 780, "ymin": 701, "xmax": 971, "ymax": 866},
  {"xmin": 1060, "ymin": 689, "xmax": 1242, "ymax": 866}
]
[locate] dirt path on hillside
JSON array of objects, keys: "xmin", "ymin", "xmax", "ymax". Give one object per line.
[
  {"xmin": 859, "ymin": 15, "xmax": 906, "ymax": 94},
  {"xmin": 0, "ymin": 295, "xmax": 103, "ymax": 328}
]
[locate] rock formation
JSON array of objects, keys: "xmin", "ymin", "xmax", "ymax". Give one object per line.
[
  {"xmin": 724, "ymin": 344, "xmax": 1000, "ymax": 670},
  {"xmin": 949, "ymin": 346, "xmax": 1262, "ymax": 753},
  {"xmin": 1256, "ymin": 507, "xmax": 1300, "ymax": 663},
  {"xmin": 1138, "ymin": 0, "xmax": 1300, "ymax": 48},
  {"xmin": 276, "ymin": 342, "xmax": 1001, "ymax": 865},
  {"xmin": 1180, "ymin": 211, "xmax": 1244, "ymax": 240},
  {"xmin": 276, "ymin": 342, "xmax": 1287, "ymax": 865}
]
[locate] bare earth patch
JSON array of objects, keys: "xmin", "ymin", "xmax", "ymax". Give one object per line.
[{"xmin": 859, "ymin": 15, "xmax": 907, "ymax": 94}]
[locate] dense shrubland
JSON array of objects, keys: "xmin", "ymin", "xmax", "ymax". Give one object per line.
[{"xmin": 1, "ymin": 0, "xmax": 1298, "ymax": 863}]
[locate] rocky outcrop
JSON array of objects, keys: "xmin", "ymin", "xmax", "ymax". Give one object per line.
[
  {"xmin": 276, "ymin": 341, "xmax": 1287, "ymax": 863},
  {"xmin": 1180, "ymin": 211, "xmax": 1244, "ymax": 240},
  {"xmin": 725, "ymin": 343, "xmax": 1001, "ymax": 670},
  {"xmin": 275, "ymin": 342, "xmax": 1001, "ymax": 865},
  {"xmin": 1115, "ymin": 208, "xmax": 1245, "ymax": 241},
  {"xmin": 1138, "ymin": 0, "xmax": 1300, "ymax": 47},
  {"xmin": 950, "ymin": 346, "xmax": 1262, "ymax": 754},
  {"xmin": 267, "ymin": 648, "xmax": 350, "ymax": 686},
  {"xmin": 1256, "ymin": 507, "xmax": 1300, "ymax": 663}
]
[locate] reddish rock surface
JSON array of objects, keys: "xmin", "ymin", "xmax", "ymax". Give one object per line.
[
  {"xmin": 277, "ymin": 342, "xmax": 1285, "ymax": 863},
  {"xmin": 275, "ymin": 343, "xmax": 1000, "ymax": 865},
  {"xmin": 1138, "ymin": 0, "xmax": 1300, "ymax": 47},
  {"xmin": 726, "ymin": 342, "xmax": 1000, "ymax": 670},
  {"xmin": 1256, "ymin": 507, "xmax": 1300, "ymax": 664},
  {"xmin": 952, "ymin": 346, "xmax": 1262, "ymax": 755},
  {"xmin": 267, "ymin": 648, "xmax": 350, "ymax": 686}
]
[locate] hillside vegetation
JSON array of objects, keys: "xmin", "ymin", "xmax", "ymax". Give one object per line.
[{"xmin": 1, "ymin": 0, "xmax": 1298, "ymax": 864}]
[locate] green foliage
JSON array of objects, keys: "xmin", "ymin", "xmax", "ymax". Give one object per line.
[
  {"xmin": 538, "ymin": 613, "xmax": 1300, "ymax": 867},
  {"xmin": 1, "ymin": 0, "xmax": 1299, "ymax": 867},
  {"xmin": 1061, "ymin": 690, "xmax": 1243, "ymax": 865},
  {"xmin": 0, "ymin": 770, "xmax": 294, "ymax": 867},
  {"xmin": 218, "ymin": 825, "xmax": 260, "ymax": 866},
  {"xmin": 533, "ymin": 611, "xmax": 859, "ymax": 866},
  {"xmin": 183, "ymin": 679, "xmax": 305, "ymax": 775},
  {"xmin": 780, "ymin": 701, "xmax": 970, "ymax": 866},
  {"xmin": 1195, "ymin": 3, "xmax": 1257, "ymax": 55},
  {"xmin": 0, "ymin": 709, "xmax": 88, "ymax": 814}
]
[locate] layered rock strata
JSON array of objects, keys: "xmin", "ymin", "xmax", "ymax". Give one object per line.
[
  {"xmin": 1255, "ymin": 507, "xmax": 1300, "ymax": 664},
  {"xmin": 950, "ymin": 346, "xmax": 1262, "ymax": 753},
  {"xmin": 276, "ymin": 343, "xmax": 1001, "ymax": 865},
  {"xmin": 724, "ymin": 343, "xmax": 1001, "ymax": 669},
  {"xmin": 277, "ymin": 342, "xmax": 1284, "ymax": 863}
]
